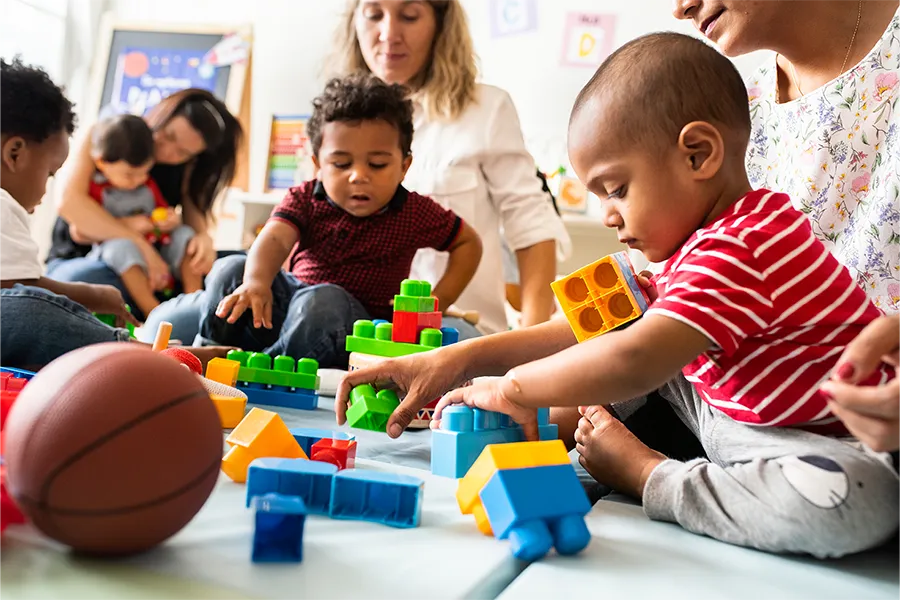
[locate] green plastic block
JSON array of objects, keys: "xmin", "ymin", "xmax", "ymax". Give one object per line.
[
  {"xmin": 399, "ymin": 279, "xmax": 432, "ymax": 297},
  {"xmin": 345, "ymin": 320, "xmax": 442, "ymax": 358},
  {"xmin": 93, "ymin": 309, "xmax": 135, "ymax": 338},
  {"xmin": 228, "ymin": 351, "xmax": 320, "ymax": 390},
  {"xmin": 346, "ymin": 385, "xmax": 400, "ymax": 432}
]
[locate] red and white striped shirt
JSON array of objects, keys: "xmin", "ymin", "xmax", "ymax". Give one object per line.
[{"xmin": 649, "ymin": 189, "xmax": 894, "ymax": 435}]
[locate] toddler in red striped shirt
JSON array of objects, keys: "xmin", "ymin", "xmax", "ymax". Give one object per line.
[{"xmin": 421, "ymin": 32, "xmax": 898, "ymax": 557}]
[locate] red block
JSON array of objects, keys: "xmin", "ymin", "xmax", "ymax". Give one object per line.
[
  {"xmin": 310, "ymin": 438, "xmax": 357, "ymax": 470},
  {"xmin": 392, "ymin": 311, "xmax": 419, "ymax": 344},
  {"xmin": 0, "ymin": 465, "xmax": 26, "ymax": 533},
  {"xmin": 417, "ymin": 311, "xmax": 442, "ymax": 331}
]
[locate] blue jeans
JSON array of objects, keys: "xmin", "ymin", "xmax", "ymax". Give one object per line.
[{"xmin": 0, "ymin": 284, "xmax": 131, "ymax": 369}]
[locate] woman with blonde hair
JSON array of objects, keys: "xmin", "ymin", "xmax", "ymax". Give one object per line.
[{"xmin": 329, "ymin": 0, "xmax": 571, "ymax": 336}]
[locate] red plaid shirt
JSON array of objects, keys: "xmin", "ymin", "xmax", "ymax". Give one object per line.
[{"xmin": 270, "ymin": 180, "xmax": 462, "ymax": 320}]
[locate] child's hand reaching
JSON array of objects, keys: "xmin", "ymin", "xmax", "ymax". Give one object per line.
[
  {"xmin": 216, "ymin": 280, "xmax": 274, "ymax": 329},
  {"xmin": 636, "ymin": 270, "xmax": 659, "ymax": 303},
  {"xmin": 153, "ymin": 208, "xmax": 182, "ymax": 234},
  {"xmin": 430, "ymin": 375, "xmax": 541, "ymax": 442},
  {"xmin": 120, "ymin": 214, "xmax": 155, "ymax": 235}
]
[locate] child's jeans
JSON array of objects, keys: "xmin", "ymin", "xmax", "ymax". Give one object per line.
[
  {"xmin": 628, "ymin": 374, "xmax": 899, "ymax": 558},
  {"xmin": 198, "ymin": 255, "xmax": 370, "ymax": 369},
  {"xmin": 0, "ymin": 284, "xmax": 131, "ymax": 369},
  {"xmin": 88, "ymin": 224, "xmax": 195, "ymax": 279}
]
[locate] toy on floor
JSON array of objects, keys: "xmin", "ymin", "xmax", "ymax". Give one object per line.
[
  {"xmin": 456, "ymin": 440, "xmax": 591, "ymax": 561},
  {"xmin": 93, "ymin": 305, "xmax": 136, "ymax": 338},
  {"xmin": 222, "ymin": 407, "xmax": 308, "ymax": 483},
  {"xmin": 345, "ymin": 384, "xmax": 400, "ymax": 432},
  {"xmin": 551, "ymin": 252, "xmax": 651, "ymax": 343},
  {"xmin": 0, "ymin": 367, "xmax": 33, "ymax": 533},
  {"xmin": 225, "ymin": 351, "xmax": 320, "ymax": 411},
  {"xmin": 346, "ymin": 279, "xmax": 464, "ymax": 429},
  {"xmin": 2, "ymin": 343, "xmax": 222, "ymax": 556},
  {"xmin": 289, "ymin": 427, "xmax": 355, "ymax": 457},
  {"xmin": 246, "ymin": 457, "xmax": 424, "ymax": 528},
  {"xmin": 431, "ymin": 406, "xmax": 558, "ymax": 478},
  {"xmin": 251, "ymin": 493, "xmax": 306, "ymax": 563}
]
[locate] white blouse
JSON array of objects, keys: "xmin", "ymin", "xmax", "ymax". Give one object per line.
[
  {"xmin": 405, "ymin": 84, "xmax": 572, "ymax": 334},
  {"xmin": 745, "ymin": 9, "xmax": 900, "ymax": 314}
]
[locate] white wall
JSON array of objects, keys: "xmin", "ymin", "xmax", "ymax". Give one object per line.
[{"xmin": 108, "ymin": 0, "xmax": 772, "ymax": 194}]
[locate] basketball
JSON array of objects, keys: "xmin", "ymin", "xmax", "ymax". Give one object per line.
[{"xmin": 3, "ymin": 343, "xmax": 222, "ymax": 556}]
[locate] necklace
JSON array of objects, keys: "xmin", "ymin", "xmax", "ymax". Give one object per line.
[{"xmin": 779, "ymin": 0, "xmax": 862, "ymax": 102}]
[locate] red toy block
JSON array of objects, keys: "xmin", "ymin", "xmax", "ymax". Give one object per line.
[
  {"xmin": 310, "ymin": 438, "xmax": 357, "ymax": 470},
  {"xmin": 417, "ymin": 310, "xmax": 442, "ymax": 331},
  {"xmin": 1, "ymin": 465, "xmax": 26, "ymax": 533},
  {"xmin": 392, "ymin": 311, "xmax": 420, "ymax": 343}
]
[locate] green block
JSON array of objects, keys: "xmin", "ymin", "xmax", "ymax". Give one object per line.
[
  {"xmin": 393, "ymin": 295, "xmax": 436, "ymax": 313},
  {"xmin": 346, "ymin": 385, "xmax": 400, "ymax": 432},
  {"xmin": 399, "ymin": 279, "xmax": 431, "ymax": 297},
  {"xmin": 93, "ymin": 310, "xmax": 135, "ymax": 338},
  {"xmin": 229, "ymin": 351, "xmax": 320, "ymax": 390},
  {"xmin": 345, "ymin": 320, "xmax": 442, "ymax": 358}
]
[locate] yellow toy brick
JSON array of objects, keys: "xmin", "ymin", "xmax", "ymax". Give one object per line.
[
  {"xmin": 457, "ymin": 440, "xmax": 570, "ymax": 535},
  {"xmin": 221, "ymin": 407, "xmax": 307, "ymax": 482},
  {"xmin": 206, "ymin": 357, "xmax": 241, "ymax": 387},
  {"xmin": 551, "ymin": 252, "xmax": 651, "ymax": 343},
  {"xmin": 210, "ymin": 393, "xmax": 247, "ymax": 429}
]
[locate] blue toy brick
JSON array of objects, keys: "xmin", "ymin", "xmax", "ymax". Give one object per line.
[
  {"xmin": 0, "ymin": 367, "xmax": 35, "ymax": 380},
  {"xmin": 247, "ymin": 458, "xmax": 338, "ymax": 515},
  {"xmin": 612, "ymin": 252, "xmax": 650, "ymax": 313},
  {"xmin": 251, "ymin": 493, "xmax": 307, "ymax": 563},
  {"xmin": 430, "ymin": 406, "xmax": 559, "ymax": 478},
  {"xmin": 329, "ymin": 469, "xmax": 424, "ymax": 528},
  {"xmin": 479, "ymin": 464, "xmax": 591, "ymax": 561},
  {"xmin": 289, "ymin": 427, "xmax": 355, "ymax": 456},
  {"xmin": 440, "ymin": 327, "xmax": 459, "ymax": 346},
  {"xmin": 238, "ymin": 382, "xmax": 319, "ymax": 410}
]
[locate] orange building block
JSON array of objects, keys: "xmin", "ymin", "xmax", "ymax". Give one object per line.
[
  {"xmin": 550, "ymin": 252, "xmax": 651, "ymax": 343},
  {"xmin": 206, "ymin": 357, "xmax": 241, "ymax": 387},
  {"xmin": 457, "ymin": 440, "xmax": 570, "ymax": 535},
  {"xmin": 210, "ymin": 393, "xmax": 247, "ymax": 429},
  {"xmin": 222, "ymin": 408, "xmax": 307, "ymax": 482}
]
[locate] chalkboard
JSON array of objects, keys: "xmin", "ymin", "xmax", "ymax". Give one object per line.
[{"xmin": 87, "ymin": 16, "xmax": 253, "ymax": 189}]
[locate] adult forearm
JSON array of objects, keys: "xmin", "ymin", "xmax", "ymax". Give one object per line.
[
  {"xmin": 516, "ymin": 240, "xmax": 557, "ymax": 326},
  {"xmin": 58, "ymin": 193, "xmax": 141, "ymax": 243},
  {"xmin": 460, "ymin": 317, "xmax": 576, "ymax": 380}
]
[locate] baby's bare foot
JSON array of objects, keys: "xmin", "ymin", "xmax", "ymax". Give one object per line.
[{"xmin": 574, "ymin": 405, "xmax": 665, "ymax": 499}]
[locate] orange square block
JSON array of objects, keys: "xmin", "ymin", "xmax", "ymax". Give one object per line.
[
  {"xmin": 221, "ymin": 407, "xmax": 307, "ymax": 482},
  {"xmin": 210, "ymin": 393, "xmax": 247, "ymax": 429},
  {"xmin": 206, "ymin": 358, "xmax": 241, "ymax": 387}
]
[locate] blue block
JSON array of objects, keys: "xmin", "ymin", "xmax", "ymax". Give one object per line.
[
  {"xmin": 440, "ymin": 326, "xmax": 459, "ymax": 346},
  {"xmin": 0, "ymin": 367, "xmax": 36, "ymax": 380},
  {"xmin": 247, "ymin": 458, "xmax": 337, "ymax": 514},
  {"xmin": 251, "ymin": 493, "xmax": 307, "ymax": 563},
  {"xmin": 430, "ymin": 406, "xmax": 559, "ymax": 478},
  {"xmin": 238, "ymin": 382, "xmax": 319, "ymax": 410},
  {"xmin": 289, "ymin": 427, "xmax": 355, "ymax": 456},
  {"xmin": 479, "ymin": 464, "xmax": 591, "ymax": 561},
  {"xmin": 329, "ymin": 469, "xmax": 424, "ymax": 528}
]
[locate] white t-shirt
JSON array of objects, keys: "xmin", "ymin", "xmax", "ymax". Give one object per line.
[
  {"xmin": 745, "ymin": 8, "xmax": 900, "ymax": 314},
  {"xmin": 1, "ymin": 188, "xmax": 43, "ymax": 281},
  {"xmin": 405, "ymin": 84, "xmax": 572, "ymax": 334}
]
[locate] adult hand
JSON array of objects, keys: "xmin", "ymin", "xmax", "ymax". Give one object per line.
[
  {"xmin": 120, "ymin": 215, "xmax": 155, "ymax": 235},
  {"xmin": 335, "ymin": 346, "xmax": 470, "ymax": 438},
  {"xmin": 821, "ymin": 315, "xmax": 899, "ymax": 452},
  {"xmin": 83, "ymin": 284, "xmax": 141, "ymax": 328},
  {"xmin": 185, "ymin": 232, "xmax": 216, "ymax": 276},
  {"xmin": 216, "ymin": 280, "xmax": 274, "ymax": 329},
  {"xmin": 431, "ymin": 376, "xmax": 540, "ymax": 442}
]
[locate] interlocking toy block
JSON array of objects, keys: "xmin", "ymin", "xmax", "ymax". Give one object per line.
[
  {"xmin": 346, "ymin": 319, "xmax": 443, "ymax": 357},
  {"xmin": 1, "ymin": 367, "xmax": 32, "ymax": 430},
  {"xmin": 210, "ymin": 393, "xmax": 247, "ymax": 428},
  {"xmin": 392, "ymin": 310, "xmax": 442, "ymax": 344},
  {"xmin": 551, "ymin": 252, "xmax": 651, "ymax": 343},
  {"xmin": 222, "ymin": 408, "xmax": 308, "ymax": 483},
  {"xmin": 457, "ymin": 440, "xmax": 570, "ymax": 535},
  {"xmin": 329, "ymin": 469, "xmax": 424, "ymax": 528},
  {"xmin": 290, "ymin": 427, "xmax": 355, "ymax": 456},
  {"xmin": 431, "ymin": 406, "xmax": 558, "ymax": 478},
  {"xmin": 393, "ymin": 279, "xmax": 437, "ymax": 313},
  {"xmin": 226, "ymin": 351, "xmax": 320, "ymax": 410},
  {"xmin": 345, "ymin": 384, "xmax": 400, "ymax": 432},
  {"xmin": 246, "ymin": 457, "xmax": 337, "ymax": 514},
  {"xmin": 93, "ymin": 311, "xmax": 136, "ymax": 337},
  {"xmin": 251, "ymin": 493, "xmax": 306, "ymax": 563},
  {"xmin": 206, "ymin": 357, "xmax": 241, "ymax": 387},
  {"xmin": 479, "ymin": 464, "xmax": 591, "ymax": 561},
  {"xmin": 348, "ymin": 352, "xmax": 441, "ymax": 430},
  {"xmin": 311, "ymin": 438, "xmax": 357, "ymax": 470},
  {"xmin": 1, "ymin": 464, "xmax": 26, "ymax": 534},
  {"xmin": 440, "ymin": 326, "xmax": 459, "ymax": 346},
  {"xmin": 227, "ymin": 351, "xmax": 319, "ymax": 390}
]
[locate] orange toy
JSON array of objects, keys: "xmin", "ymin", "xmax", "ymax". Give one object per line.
[{"xmin": 221, "ymin": 408, "xmax": 307, "ymax": 483}]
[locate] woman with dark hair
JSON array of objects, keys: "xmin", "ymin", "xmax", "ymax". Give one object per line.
[{"xmin": 48, "ymin": 88, "xmax": 243, "ymax": 319}]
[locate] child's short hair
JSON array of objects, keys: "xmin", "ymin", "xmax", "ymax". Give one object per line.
[
  {"xmin": 0, "ymin": 56, "xmax": 76, "ymax": 142},
  {"xmin": 571, "ymin": 32, "xmax": 751, "ymax": 152},
  {"xmin": 91, "ymin": 114, "xmax": 155, "ymax": 167},
  {"xmin": 307, "ymin": 73, "xmax": 414, "ymax": 157}
]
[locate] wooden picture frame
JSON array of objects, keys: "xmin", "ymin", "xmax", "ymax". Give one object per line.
[{"xmin": 86, "ymin": 14, "xmax": 253, "ymax": 190}]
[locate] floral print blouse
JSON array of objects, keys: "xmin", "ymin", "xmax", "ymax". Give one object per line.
[{"xmin": 745, "ymin": 9, "xmax": 900, "ymax": 314}]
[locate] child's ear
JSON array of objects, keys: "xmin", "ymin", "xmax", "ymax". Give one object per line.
[
  {"xmin": 401, "ymin": 154, "xmax": 413, "ymax": 177},
  {"xmin": 677, "ymin": 121, "xmax": 723, "ymax": 181},
  {"xmin": 1, "ymin": 137, "xmax": 26, "ymax": 172},
  {"xmin": 311, "ymin": 154, "xmax": 321, "ymax": 177}
]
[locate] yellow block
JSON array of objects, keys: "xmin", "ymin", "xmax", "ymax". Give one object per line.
[
  {"xmin": 456, "ymin": 440, "xmax": 570, "ymax": 527},
  {"xmin": 221, "ymin": 445, "xmax": 255, "ymax": 483},
  {"xmin": 210, "ymin": 393, "xmax": 247, "ymax": 429},
  {"xmin": 206, "ymin": 357, "xmax": 241, "ymax": 387}
]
